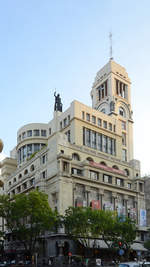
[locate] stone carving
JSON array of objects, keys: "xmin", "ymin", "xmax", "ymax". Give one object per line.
[
  {"xmin": 54, "ymin": 92, "xmax": 63, "ymax": 112},
  {"xmin": 130, "ymin": 110, "xmax": 133, "ymax": 119},
  {"xmin": 110, "ymin": 101, "xmax": 115, "ymax": 112}
]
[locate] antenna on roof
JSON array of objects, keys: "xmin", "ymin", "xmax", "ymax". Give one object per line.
[{"xmin": 109, "ymin": 32, "xmax": 113, "ymax": 60}]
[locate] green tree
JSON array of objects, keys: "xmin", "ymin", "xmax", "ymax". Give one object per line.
[
  {"xmin": 0, "ymin": 190, "xmax": 57, "ymax": 257},
  {"xmin": 63, "ymin": 207, "xmax": 136, "ymax": 250},
  {"xmin": 116, "ymin": 217, "xmax": 136, "ymax": 250},
  {"xmin": 88, "ymin": 208, "xmax": 117, "ymax": 248},
  {"xmin": 144, "ymin": 240, "xmax": 150, "ymax": 250},
  {"xmin": 63, "ymin": 206, "xmax": 93, "ymax": 247}
]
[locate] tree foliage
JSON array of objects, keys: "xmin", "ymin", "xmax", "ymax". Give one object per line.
[
  {"xmin": 144, "ymin": 240, "xmax": 150, "ymax": 250},
  {"xmin": 63, "ymin": 207, "xmax": 136, "ymax": 249},
  {"xmin": 0, "ymin": 190, "xmax": 57, "ymax": 255}
]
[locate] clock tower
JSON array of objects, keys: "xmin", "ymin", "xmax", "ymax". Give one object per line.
[{"xmin": 90, "ymin": 59, "xmax": 134, "ymax": 161}]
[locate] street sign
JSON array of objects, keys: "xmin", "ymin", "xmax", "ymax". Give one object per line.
[{"xmin": 119, "ymin": 249, "xmax": 124, "ymax": 256}]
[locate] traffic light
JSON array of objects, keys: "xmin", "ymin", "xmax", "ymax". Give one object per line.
[{"xmin": 118, "ymin": 241, "xmax": 123, "ymax": 248}]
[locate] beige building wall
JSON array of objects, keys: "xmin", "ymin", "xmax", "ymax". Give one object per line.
[{"xmin": 0, "ymin": 59, "xmax": 146, "ymax": 240}]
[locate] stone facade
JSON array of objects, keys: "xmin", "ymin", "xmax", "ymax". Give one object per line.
[{"xmin": 0, "ymin": 59, "xmax": 148, "ymax": 258}]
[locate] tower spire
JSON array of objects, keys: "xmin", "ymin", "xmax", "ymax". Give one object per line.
[{"xmin": 109, "ymin": 32, "xmax": 113, "ymax": 60}]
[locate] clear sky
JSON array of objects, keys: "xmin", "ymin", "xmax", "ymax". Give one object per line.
[{"xmin": 0, "ymin": 0, "xmax": 150, "ymax": 176}]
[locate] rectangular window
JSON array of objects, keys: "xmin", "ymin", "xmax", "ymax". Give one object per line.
[
  {"xmin": 34, "ymin": 143, "xmax": 40, "ymax": 152},
  {"xmin": 41, "ymin": 170, "xmax": 47, "ymax": 179},
  {"xmin": 22, "ymin": 132, "xmax": 26, "ymax": 139},
  {"xmin": 103, "ymin": 174, "xmax": 112, "ymax": 184},
  {"xmin": 139, "ymin": 183, "xmax": 143, "ymax": 192},
  {"xmin": 116, "ymin": 178, "xmax": 124, "ymax": 187},
  {"xmin": 92, "ymin": 116, "xmax": 96, "ymax": 124},
  {"xmin": 23, "ymin": 182, "xmax": 27, "ymax": 190},
  {"xmin": 109, "ymin": 123, "xmax": 112, "ymax": 131},
  {"xmin": 105, "ymin": 80, "xmax": 108, "ymax": 96},
  {"xmin": 72, "ymin": 168, "xmax": 82, "ymax": 176},
  {"xmin": 30, "ymin": 178, "xmax": 35, "ymax": 186},
  {"xmin": 86, "ymin": 113, "xmax": 90, "ymax": 122},
  {"xmin": 60, "ymin": 121, "xmax": 62, "ymax": 129},
  {"xmin": 27, "ymin": 130, "xmax": 32, "ymax": 137},
  {"xmin": 116, "ymin": 79, "xmax": 128, "ymax": 99},
  {"xmin": 103, "ymin": 174, "xmax": 108, "ymax": 183},
  {"xmin": 63, "ymin": 161, "xmax": 69, "ymax": 172},
  {"xmin": 86, "ymin": 128, "xmax": 91, "ymax": 147},
  {"xmin": 23, "ymin": 146, "xmax": 26, "ymax": 160},
  {"xmin": 33, "ymin": 129, "xmax": 40, "ymax": 136},
  {"xmin": 102, "ymin": 135, "xmax": 107, "ymax": 153},
  {"xmin": 83, "ymin": 127, "xmax": 116, "ymax": 155},
  {"xmin": 65, "ymin": 130, "xmax": 71, "ymax": 142},
  {"xmin": 108, "ymin": 137, "xmax": 112, "ymax": 154},
  {"xmin": 103, "ymin": 121, "xmax": 107, "ymax": 129},
  {"xmin": 17, "ymin": 186, "xmax": 21, "ymax": 193},
  {"xmin": 122, "ymin": 133, "xmax": 126, "ymax": 146},
  {"xmin": 116, "ymin": 178, "xmax": 121, "ymax": 186},
  {"xmin": 98, "ymin": 118, "xmax": 101, "ymax": 127},
  {"xmin": 122, "ymin": 149, "xmax": 127, "ymax": 161},
  {"xmin": 91, "ymin": 131, "xmax": 96, "ymax": 149},
  {"xmin": 27, "ymin": 144, "xmax": 32, "ymax": 157},
  {"xmin": 68, "ymin": 115, "xmax": 70, "ymax": 123},
  {"xmin": 121, "ymin": 121, "xmax": 126, "ymax": 130},
  {"xmin": 49, "ymin": 128, "xmax": 51, "ymax": 135},
  {"xmin": 83, "ymin": 127, "xmax": 85, "ymax": 145},
  {"xmin": 89, "ymin": 170, "xmax": 99, "ymax": 181},
  {"xmin": 116, "ymin": 79, "xmax": 119, "ymax": 95},
  {"xmin": 41, "ymin": 154, "xmax": 47, "ymax": 164},
  {"xmin": 112, "ymin": 139, "xmax": 116, "ymax": 155},
  {"xmin": 41, "ymin": 130, "xmax": 47, "ymax": 137},
  {"xmin": 97, "ymin": 133, "xmax": 102, "ymax": 151},
  {"xmin": 82, "ymin": 111, "xmax": 85, "ymax": 120},
  {"xmin": 127, "ymin": 183, "xmax": 131, "ymax": 189},
  {"xmin": 64, "ymin": 118, "xmax": 67, "ymax": 127}
]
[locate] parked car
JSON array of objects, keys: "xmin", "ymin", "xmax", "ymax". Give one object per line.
[
  {"xmin": 0, "ymin": 261, "xmax": 7, "ymax": 267},
  {"xmin": 139, "ymin": 261, "xmax": 150, "ymax": 267},
  {"xmin": 119, "ymin": 262, "xmax": 140, "ymax": 267}
]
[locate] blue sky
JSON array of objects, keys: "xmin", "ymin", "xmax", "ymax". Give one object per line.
[{"xmin": 0, "ymin": 0, "xmax": 150, "ymax": 175}]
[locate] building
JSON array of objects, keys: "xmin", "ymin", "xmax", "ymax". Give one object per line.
[{"xmin": 0, "ymin": 59, "xmax": 148, "ymax": 259}]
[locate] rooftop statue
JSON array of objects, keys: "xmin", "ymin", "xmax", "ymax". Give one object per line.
[
  {"xmin": 54, "ymin": 91, "xmax": 63, "ymax": 112},
  {"xmin": 0, "ymin": 139, "xmax": 3, "ymax": 153}
]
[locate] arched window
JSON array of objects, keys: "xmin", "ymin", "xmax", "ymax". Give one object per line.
[
  {"xmin": 100, "ymin": 161, "xmax": 107, "ymax": 166},
  {"xmin": 18, "ymin": 174, "xmax": 22, "ymax": 179},
  {"xmin": 24, "ymin": 169, "xmax": 28, "ymax": 175},
  {"xmin": 72, "ymin": 153, "xmax": 80, "ymax": 161},
  {"xmin": 112, "ymin": 165, "xmax": 119, "ymax": 170},
  {"xmin": 30, "ymin": 164, "xmax": 35, "ymax": 172},
  {"xmin": 119, "ymin": 107, "xmax": 126, "ymax": 117},
  {"xmin": 13, "ymin": 177, "xmax": 16, "ymax": 183},
  {"xmin": 86, "ymin": 157, "xmax": 94, "ymax": 162}
]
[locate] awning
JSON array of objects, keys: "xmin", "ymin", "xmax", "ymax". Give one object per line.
[
  {"xmin": 78, "ymin": 239, "xmax": 147, "ymax": 251},
  {"xmin": 131, "ymin": 242, "xmax": 147, "ymax": 251},
  {"xmin": 78, "ymin": 238, "xmax": 109, "ymax": 249},
  {"xmin": 89, "ymin": 239, "xmax": 109, "ymax": 249}
]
